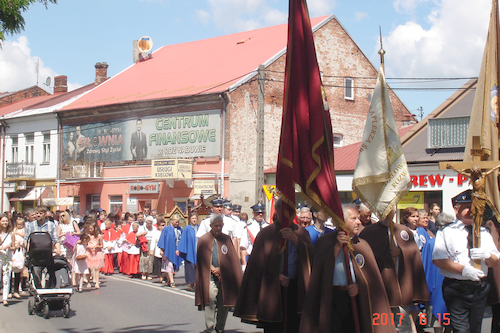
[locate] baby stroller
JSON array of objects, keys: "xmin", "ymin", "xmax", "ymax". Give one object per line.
[{"xmin": 26, "ymin": 231, "xmax": 73, "ymax": 318}]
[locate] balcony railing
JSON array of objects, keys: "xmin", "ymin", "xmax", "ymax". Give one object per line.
[
  {"xmin": 67, "ymin": 162, "xmax": 104, "ymax": 179},
  {"xmin": 5, "ymin": 162, "xmax": 36, "ymax": 179}
]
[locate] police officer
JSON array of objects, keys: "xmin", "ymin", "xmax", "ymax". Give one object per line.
[
  {"xmin": 432, "ymin": 189, "xmax": 500, "ymax": 333},
  {"xmin": 239, "ymin": 202, "xmax": 269, "ymax": 268},
  {"xmin": 196, "ymin": 198, "xmax": 236, "ymax": 244}
]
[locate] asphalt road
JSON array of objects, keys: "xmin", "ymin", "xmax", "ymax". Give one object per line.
[
  {"xmin": 0, "ymin": 265, "xmax": 495, "ymax": 333},
  {"xmin": 0, "ymin": 266, "xmax": 260, "ymax": 333}
]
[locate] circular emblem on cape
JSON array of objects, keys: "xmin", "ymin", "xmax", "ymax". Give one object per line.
[
  {"xmin": 419, "ymin": 234, "xmax": 427, "ymax": 244},
  {"xmin": 400, "ymin": 230, "xmax": 409, "ymax": 241},
  {"xmin": 355, "ymin": 253, "xmax": 365, "ymax": 268},
  {"xmin": 221, "ymin": 244, "xmax": 228, "ymax": 255}
]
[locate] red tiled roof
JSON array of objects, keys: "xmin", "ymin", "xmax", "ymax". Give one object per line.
[
  {"xmin": 0, "ymin": 83, "xmax": 96, "ymax": 118},
  {"xmin": 0, "ymin": 95, "xmax": 55, "ymax": 117},
  {"xmin": 62, "ymin": 16, "xmax": 328, "ymax": 111}
]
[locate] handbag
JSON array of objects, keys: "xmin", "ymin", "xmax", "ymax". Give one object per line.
[
  {"xmin": 63, "ymin": 232, "xmax": 79, "ymax": 249},
  {"xmin": 12, "ymin": 248, "xmax": 24, "ymax": 273}
]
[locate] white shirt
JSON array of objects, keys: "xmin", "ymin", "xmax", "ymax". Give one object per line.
[
  {"xmin": 150, "ymin": 229, "xmax": 163, "ymax": 258},
  {"xmin": 240, "ymin": 219, "xmax": 269, "ymax": 255},
  {"xmin": 432, "ymin": 219, "xmax": 500, "ymax": 280},
  {"xmin": 196, "ymin": 215, "xmax": 235, "ymax": 239}
]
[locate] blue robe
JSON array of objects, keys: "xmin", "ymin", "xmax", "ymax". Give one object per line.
[
  {"xmin": 178, "ymin": 224, "xmax": 198, "ymax": 265},
  {"xmin": 158, "ymin": 225, "xmax": 183, "ymax": 270},
  {"xmin": 421, "ymin": 237, "xmax": 447, "ymax": 317}
]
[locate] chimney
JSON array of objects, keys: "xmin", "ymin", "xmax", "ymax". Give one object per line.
[
  {"xmin": 95, "ymin": 62, "xmax": 109, "ymax": 85},
  {"xmin": 53, "ymin": 75, "xmax": 68, "ymax": 93}
]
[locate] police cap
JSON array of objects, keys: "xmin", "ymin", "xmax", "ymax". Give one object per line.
[{"xmin": 251, "ymin": 202, "xmax": 266, "ymax": 213}]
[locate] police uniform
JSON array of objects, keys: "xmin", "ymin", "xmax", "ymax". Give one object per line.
[
  {"xmin": 196, "ymin": 199, "xmax": 236, "ymax": 239},
  {"xmin": 432, "ymin": 190, "xmax": 500, "ymax": 333},
  {"xmin": 240, "ymin": 203, "xmax": 269, "ymax": 256}
]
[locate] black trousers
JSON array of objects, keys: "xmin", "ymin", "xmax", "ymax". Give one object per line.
[
  {"xmin": 442, "ymin": 277, "xmax": 490, "ymax": 333},
  {"xmin": 491, "ymin": 303, "xmax": 500, "ymax": 333},
  {"xmin": 263, "ymin": 279, "xmax": 300, "ymax": 333},
  {"xmin": 330, "ymin": 288, "xmax": 355, "ymax": 333},
  {"xmin": 32, "ymin": 265, "xmax": 56, "ymax": 289}
]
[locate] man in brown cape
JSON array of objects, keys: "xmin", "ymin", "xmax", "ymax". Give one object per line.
[
  {"xmin": 195, "ymin": 214, "xmax": 242, "ymax": 333},
  {"xmin": 359, "ymin": 209, "xmax": 429, "ymax": 332},
  {"xmin": 299, "ymin": 204, "xmax": 395, "ymax": 333},
  {"xmin": 234, "ymin": 198, "xmax": 313, "ymax": 333}
]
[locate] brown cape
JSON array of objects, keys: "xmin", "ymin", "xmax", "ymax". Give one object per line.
[
  {"xmin": 299, "ymin": 232, "xmax": 395, "ymax": 333},
  {"xmin": 359, "ymin": 223, "xmax": 429, "ymax": 307},
  {"xmin": 486, "ymin": 220, "xmax": 500, "ymax": 305},
  {"xmin": 233, "ymin": 222, "xmax": 313, "ymax": 323},
  {"xmin": 195, "ymin": 231, "xmax": 242, "ymax": 311}
]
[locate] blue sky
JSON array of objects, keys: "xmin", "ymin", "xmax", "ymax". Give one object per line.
[{"xmin": 0, "ymin": 0, "xmax": 492, "ymax": 119}]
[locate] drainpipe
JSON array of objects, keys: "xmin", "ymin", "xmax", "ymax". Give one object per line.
[
  {"xmin": 55, "ymin": 112, "xmax": 62, "ymax": 209},
  {"xmin": 221, "ymin": 95, "xmax": 227, "ymax": 198},
  {"xmin": 0, "ymin": 119, "xmax": 6, "ymax": 212}
]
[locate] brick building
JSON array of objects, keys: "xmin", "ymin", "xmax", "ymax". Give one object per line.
[
  {"xmin": 56, "ymin": 15, "xmax": 415, "ymax": 215},
  {"xmin": 0, "ymin": 86, "xmax": 50, "ymax": 107}
]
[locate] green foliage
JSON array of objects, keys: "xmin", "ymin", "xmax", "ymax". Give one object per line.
[{"xmin": 0, "ymin": 0, "xmax": 57, "ymax": 42}]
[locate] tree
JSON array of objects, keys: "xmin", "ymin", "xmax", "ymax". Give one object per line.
[{"xmin": 0, "ymin": 0, "xmax": 57, "ymax": 43}]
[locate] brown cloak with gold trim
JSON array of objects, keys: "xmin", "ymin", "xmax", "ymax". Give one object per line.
[
  {"xmin": 359, "ymin": 223, "xmax": 429, "ymax": 307},
  {"xmin": 195, "ymin": 231, "xmax": 242, "ymax": 311},
  {"xmin": 233, "ymin": 223, "xmax": 313, "ymax": 323},
  {"xmin": 299, "ymin": 231, "xmax": 395, "ymax": 333}
]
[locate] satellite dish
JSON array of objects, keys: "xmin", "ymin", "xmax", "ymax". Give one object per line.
[
  {"xmin": 137, "ymin": 36, "xmax": 153, "ymax": 53},
  {"xmin": 44, "ymin": 77, "xmax": 51, "ymax": 87}
]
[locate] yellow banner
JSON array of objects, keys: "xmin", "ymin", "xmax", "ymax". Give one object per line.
[
  {"xmin": 262, "ymin": 185, "xmax": 276, "ymax": 201},
  {"xmin": 397, "ymin": 191, "xmax": 425, "ymax": 209}
]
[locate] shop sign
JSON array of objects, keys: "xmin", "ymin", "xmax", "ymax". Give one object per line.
[
  {"xmin": 194, "ymin": 179, "xmax": 216, "ymax": 195},
  {"xmin": 129, "ymin": 182, "xmax": 160, "ymax": 194},
  {"xmin": 151, "ymin": 159, "xmax": 193, "ymax": 179},
  {"xmin": 397, "ymin": 191, "xmax": 425, "ymax": 209},
  {"xmin": 62, "ymin": 110, "xmax": 220, "ymax": 164},
  {"xmin": 409, "ymin": 174, "xmax": 469, "ymax": 188},
  {"xmin": 127, "ymin": 197, "xmax": 138, "ymax": 213}
]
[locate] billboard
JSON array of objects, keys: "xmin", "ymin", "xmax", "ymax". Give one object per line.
[{"xmin": 63, "ymin": 110, "xmax": 221, "ymax": 164}]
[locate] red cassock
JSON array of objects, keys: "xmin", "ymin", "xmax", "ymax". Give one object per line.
[
  {"xmin": 102, "ymin": 229, "xmax": 119, "ymax": 274},
  {"xmin": 126, "ymin": 231, "xmax": 139, "ymax": 275}
]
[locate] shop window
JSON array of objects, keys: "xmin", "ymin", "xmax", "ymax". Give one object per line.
[
  {"xmin": 109, "ymin": 195, "xmax": 123, "ymax": 217},
  {"xmin": 42, "ymin": 132, "xmax": 50, "ymax": 163},
  {"xmin": 91, "ymin": 194, "xmax": 101, "ymax": 210},
  {"xmin": 73, "ymin": 196, "xmax": 81, "ymax": 217},
  {"xmin": 174, "ymin": 197, "xmax": 188, "ymax": 214},
  {"xmin": 345, "ymin": 78, "xmax": 354, "ymax": 100}
]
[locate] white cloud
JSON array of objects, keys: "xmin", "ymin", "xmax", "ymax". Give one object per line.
[
  {"xmin": 307, "ymin": 0, "xmax": 336, "ymax": 17},
  {"xmin": 0, "ymin": 36, "xmax": 81, "ymax": 94},
  {"xmin": 199, "ymin": 0, "xmax": 286, "ymax": 32},
  {"xmin": 355, "ymin": 12, "xmax": 369, "ymax": 22},
  {"xmin": 383, "ymin": 0, "xmax": 490, "ymax": 79},
  {"xmin": 393, "ymin": 0, "xmax": 430, "ymax": 14},
  {"xmin": 201, "ymin": 0, "xmax": 334, "ymax": 32}
]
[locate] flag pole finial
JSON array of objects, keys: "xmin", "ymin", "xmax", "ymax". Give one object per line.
[{"xmin": 378, "ymin": 26, "xmax": 385, "ymax": 71}]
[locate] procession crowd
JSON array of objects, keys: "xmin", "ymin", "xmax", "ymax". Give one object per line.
[{"xmin": 0, "ymin": 190, "xmax": 499, "ymax": 333}]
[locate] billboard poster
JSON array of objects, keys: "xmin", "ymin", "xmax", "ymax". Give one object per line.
[{"xmin": 63, "ymin": 110, "xmax": 221, "ymax": 164}]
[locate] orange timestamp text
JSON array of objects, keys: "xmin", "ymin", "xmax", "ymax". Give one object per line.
[{"xmin": 373, "ymin": 312, "xmax": 451, "ymax": 326}]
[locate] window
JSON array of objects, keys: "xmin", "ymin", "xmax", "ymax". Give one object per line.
[
  {"xmin": 333, "ymin": 134, "xmax": 343, "ymax": 149},
  {"xmin": 42, "ymin": 132, "xmax": 50, "ymax": 163},
  {"xmin": 174, "ymin": 197, "xmax": 188, "ymax": 214},
  {"xmin": 73, "ymin": 196, "xmax": 81, "ymax": 217},
  {"xmin": 91, "ymin": 194, "xmax": 101, "ymax": 210},
  {"xmin": 11, "ymin": 135, "xmax": 18, "ymax": 163},
  {"xmin": 344, "ymin": 78, "xmax": 354, "ymax": 100},
  {"xmin": 25, "ymin": 133, "xmax": 34, "ymax": 164},
  {"xmin": 109, "ymin": 196, "xmax": 123, "ymax": 216}
]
